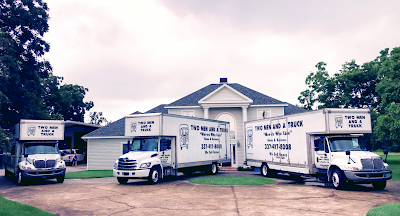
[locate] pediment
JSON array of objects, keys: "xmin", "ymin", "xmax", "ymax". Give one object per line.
[{"xmin": 199, "ymin": 84, "xmax": 253, "ymax": 104}]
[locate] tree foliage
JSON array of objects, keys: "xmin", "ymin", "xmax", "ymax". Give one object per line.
[
  {"xmin": 0, "ymin": 0, "xmax": 94, "ymax": 149},
  {"xmin": 298, "ymin": 47, "xmax": 400, "ymax": 151},
  {"xmin": 89, "ymin": 112, "xmax": 110, "ymax": 126}
]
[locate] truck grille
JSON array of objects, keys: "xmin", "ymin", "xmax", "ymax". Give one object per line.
[
  {"xmin": 117, "ymin": 158, "xmax": 137, "ymax": 170},
  {"xmin": 361, "ymin": 158, "xmax": 384, "ymax": 170},
  {"xmin": 34, "ymin": 160, "xmax": 56, "ymax": 168}
]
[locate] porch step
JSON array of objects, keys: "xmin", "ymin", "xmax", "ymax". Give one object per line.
[{"xmin": 219, "ymin": 166, "xmax": 238, "ymax": 171}]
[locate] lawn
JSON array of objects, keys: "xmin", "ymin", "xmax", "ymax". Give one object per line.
[
  {"xmin": 65, "ymin": 170, "xmax": 113, "ymax": 179},
  {"xmin": 0, "ymin": 196, "xmax": 53, "ymax": 216},
  {"xmin": 367, "ymin": 151, "xmax": 400, "ymax": 215}
]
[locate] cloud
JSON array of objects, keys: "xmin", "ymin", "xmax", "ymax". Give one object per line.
[{"xmin": 43, "ymin": 0, "xmax": 400, "ymax": 122}]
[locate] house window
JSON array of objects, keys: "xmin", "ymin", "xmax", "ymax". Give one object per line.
[
  {"xmin": 181, "ymin": 110, "xmax": 195, "ymax": 117},
  {"xmin": 216, "ymin": 113, "xmax": 236, "ymax": 139},
  {"xmin": 257, "ymin": 109, "xmax": 271, "ymax": 119}
]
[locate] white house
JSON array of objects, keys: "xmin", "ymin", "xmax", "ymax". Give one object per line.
[{"xmin": 83, "ymin": 78, "xmax": 306, "ymax": 170}]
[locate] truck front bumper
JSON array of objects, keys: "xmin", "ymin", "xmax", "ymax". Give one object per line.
[
  {"xmin": 113, "ymin": 169, "xmax": 150, "ymax": 178},
  {"xmin": 21, "ymin": 168, "xmax": 66, "ymax": 179},
  {"xmin": 344, "ymin": 170, "xmax": 392, "ymax": 183}
]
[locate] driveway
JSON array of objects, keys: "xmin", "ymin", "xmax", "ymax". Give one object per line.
[{"xmin": 0, "ymin": 169, "xmax": 399, "ymax": 216}]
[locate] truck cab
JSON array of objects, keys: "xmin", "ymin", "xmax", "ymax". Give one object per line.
[
  {"xmin": 4, "ymin": 120, "xmax": 66, "ymax": 185},
  {"xmin": 113, "ymin": 136, "xmax": 176, "ymax": 184},
  {"xmin": 313, "ymin": 135, "xmax": 392, "ymax": 189},
  {"xmin": 4, "ymin": 141, "xmax": 66, "ymax": 185}
]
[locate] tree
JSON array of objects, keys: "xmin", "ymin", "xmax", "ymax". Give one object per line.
[
  {"xmin": 374, "ymin": 102, "xmax": 400, "ymax": 151},
  {"xmin": 374, "ymin": 47, "xmax": 400, "ymax": 151},
  {"xmin": 298, "ymin": 47, "xmax": 400, "ymax": 151},
  {"xmin": 298, "ymin": 62, "xmax": 337, "ymax": 110},
  {"xmin": 1, "ymin": 0, "xmax": 94, "ymax": 150},
  {"xmin": 42, "ymin": 75, "xmax": 94, "ymax": 122},
  {"xmin": 89, "ymin": 112, "xmax": 109, "ymax": 125},
  {"xmin": 0, "ymin": 0, "xmax": 51, "ymax": 128}
]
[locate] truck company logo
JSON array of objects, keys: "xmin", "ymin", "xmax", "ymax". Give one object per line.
[
  {"xmin": 27, "ymin": 125, "xmax": 36, "ymax": 136},
  {"xmin": 246, "ymin": 127, "xmax": 253, "ymax": 149},
  {"xmin": 335, "ymin": 115, "xmax": 343, "ymax": 129},
  {"xmin": 130, "ymin": 122, "xmax": 137, "ymax": 133},
  {"xmin": 179, "ymin": 124, "xmax": 189, "ymax": 150}
]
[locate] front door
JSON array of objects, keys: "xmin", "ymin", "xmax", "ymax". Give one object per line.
[{"xmin": 231, "ymin": 143, "xmax": 237, "ymax": 166}]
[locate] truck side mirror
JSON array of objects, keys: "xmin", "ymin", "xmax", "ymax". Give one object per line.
[
  {"xmin": 346, "ymin": 150, "xmax": 350, "ymax": 156},
  {"xmin": 23, "ymin": 153, "xmax": 29, "ymax": 158}
]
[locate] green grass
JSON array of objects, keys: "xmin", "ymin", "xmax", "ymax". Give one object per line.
[
  {"xmin": 374, "ymin": 151, "xmax": 400, "ymax": 182},
  {"xmin": 367, "ymin": 202, "xmax": 400, "ymax": 216},
  {"xmin": 65, "ymin": 170, "xmax": 113, "ymax": 179},
  {"xmin": 0, "ymin": 196, "xmax": 54, "ymax": 216},
  {"xmin": 188, "ymin": 176, "xmax": 275, "ymax": 185}
]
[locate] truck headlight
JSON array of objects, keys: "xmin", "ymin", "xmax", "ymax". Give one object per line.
[
  {"xmin": 21, "ymin": 164, "xmax": 34, "ymax": 170},
  {"xmin": 56, "ymin": 159, "xmax": 65, "ymax": 168},
  {"xmin": 114, "ymin": 162, "xmax": 118, "ymax": 169},
  {"xmin": 344, "ymin": 166, "xmax": 359, "ymax": 171},
  {"xmin": 140, "ymin": 162, "xmax": 151, "ymax": 168},
  {"xmin": 384, "ymin": 164, "xmax": 390, "ymax": 171}
]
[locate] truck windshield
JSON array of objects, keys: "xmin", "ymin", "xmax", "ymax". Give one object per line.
[
  {"xmin": 329, "ymin": 137, "xmax": 362, "ymax": 152},
  {"xmin": 24, "ymin": 143, "xmax": 59, "ymax": 155},
  {"xmin": 130, "ymin": 138, "xmax": 158, "ymax": 152}
]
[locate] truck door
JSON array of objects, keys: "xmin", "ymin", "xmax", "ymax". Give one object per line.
[
  {"xmin": 314, "ymin": 137, "xmax": 330, "ymax": 169},
  {"xmin": 160, "ymin": 137, "xmax": 174, "ymax": 168}
]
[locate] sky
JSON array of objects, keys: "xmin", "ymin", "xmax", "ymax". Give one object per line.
[{"xmin": 43, "ymin": 0, "xmax": 400, "ymax": 123}]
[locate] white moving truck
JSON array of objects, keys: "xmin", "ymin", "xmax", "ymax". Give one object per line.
[
  {"xmin": 245, "ymin": 108, "xmax": 392, "ymax": 190},
  {"xmin": 113, "ymin": 113, "xmax": 230, "ymax": 184},
  {"xmin": 3, "ymin": 120, "xmax": 66, "ymax": 185}
]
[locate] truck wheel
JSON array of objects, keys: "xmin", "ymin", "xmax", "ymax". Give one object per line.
[
  {"xmin": 261, "ymin": 163, "xmax": 269, "ymax": 177},
  {"xmin": 17, "ymin": 170, "xmax": 26, "ymax": 185},
  {"xmin": 117, "ymin": 177, "xmax": 129, "ymax": 184},
  {"xmin": 331, "ymin": 168, "xmax": 345, "ymax": 190},
  {"xmin": 372, "ymin": 181, "xmax": 386, "ymax": 190},
  {"xmin": 4, "ymin": 166, "xmax": 11, "ymax": 179},
  {"xmin": 210, "ymin": 163, "xmax": 218, "ymax": 175},
  {"xmin": 56, "ymin": 175, "xmax": 65, "ymax": 183},
  {"xmin": 205, "ymin": 163, "xmax": 218, "ymax": 175},
  {"xmin": 148, "ymin": 167, "xmax": 160, "ymax": 184}
]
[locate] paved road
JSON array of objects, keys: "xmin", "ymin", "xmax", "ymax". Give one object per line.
[{"xmin": 0, "ymin": 169, "xmax": 399, "ymax": 216}]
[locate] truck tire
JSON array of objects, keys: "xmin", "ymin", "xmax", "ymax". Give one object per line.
[
  {"xmin": 261, "ymin": 163, "xmax": 270, "ymax": 177},
  {"xmin": 148, "ymin": 167, "xmax": 160, "ymax": 184},
  {"xmin": 56, "ymin": 175, "xmax": 65, "ymax": 183},
  {"xmin": 205, "ymin": 163, "xmax": 218, "ymax": 175},
  {"xmin": 17, "ymin": 170, "xmax": 26, "ymax": 185},
  {"xmin": 4, "ymin": 166, "xmax": 11, "ymax": 179},
  {"xmin": 372, "ymin": 181, "xmax": 386, "ymax": 190},
  {"xmin": 331, "ymin": 168, "xmax": 345, "ymax": 190},
  {"xmin": 117, "ymin": 177, "xmax": 129, "ymax": 184}
]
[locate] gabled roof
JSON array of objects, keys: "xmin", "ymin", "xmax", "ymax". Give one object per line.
[
  {"xmin": 167, "ymin": 83, "xmax": 290, "ymax": 106},
  {"xmin": 83, "ymin": 82, "xmax": 307, "ymax": 138},
  {"xmin": 145, "ymin": 104, "xmax": 168, "ymax": 114},
  {"xmin": 82, "ymin": 117, "xmax": 125, "ymax": 138}
]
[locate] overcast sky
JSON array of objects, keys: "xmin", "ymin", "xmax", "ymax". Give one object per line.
[{"xmin": 43, "ymin": 0, "xmax": 400, "ymax": 123}]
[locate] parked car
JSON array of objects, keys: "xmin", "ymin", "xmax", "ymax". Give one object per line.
[{"xmin": 59, "ymin": 149, "xmax": 85, "ymax": 165}]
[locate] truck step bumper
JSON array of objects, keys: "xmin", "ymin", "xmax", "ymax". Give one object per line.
[
  {"xmin": 113, "ymin": 169, "xmax": 150, "ymax": 178},
  {"xmin": 344, "ymin": 170, "xmax": 392, "ymax": 182}
]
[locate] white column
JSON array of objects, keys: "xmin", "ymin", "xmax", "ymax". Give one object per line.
[
  {"xmin": 204, "ymin": 107, "xmax": 209, "ymax": 119},
  {"xmin": 242, "ymin": 106, "xmax": 248, "ymax": 123}
]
